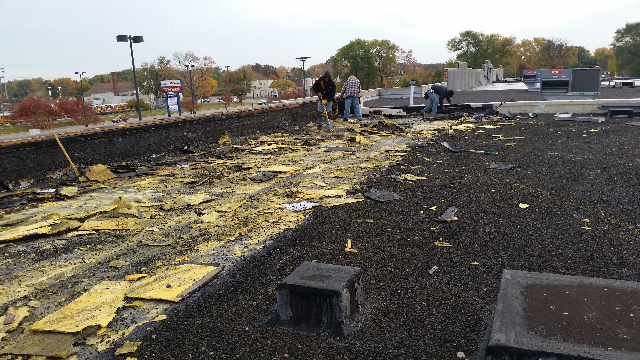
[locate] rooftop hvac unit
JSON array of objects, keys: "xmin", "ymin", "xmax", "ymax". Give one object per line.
[
  {"xmin": 522, "ymin": 70, "xmax": 540, "ymax": 91},
  {"xmin": 539, "ymin": 68, "xmax": 601, "ymax": 100}
]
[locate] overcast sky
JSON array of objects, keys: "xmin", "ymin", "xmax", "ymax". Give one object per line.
[{"xmin": 2, "ymin": 0, "xmax": 639, "ymax": 81}]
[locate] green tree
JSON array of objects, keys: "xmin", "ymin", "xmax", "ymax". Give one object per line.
[
  {"xmin": 370, "ymin": 39, "xmax": 399, "ymax": 87},
  {"xmin": 569, "ymin": 46, "xmax": 599, "ymax": 68},
  {"xmin": 330, "ymin": 39, "xmax": 378, "ymax": 88},
  {"xmin": 13, "ymin": 79, "xmax": 35, "ymax": 98},
  {"xmin": 611, "ymin": 22, "xmax": 640, "ymax": 76},
  {"xmin": 226, "ymin": 65, "xmax": 255, "ymax": 99},
  {"xmin": 446, "ymin": 31, "xmax": 515, "ymax": 69}
]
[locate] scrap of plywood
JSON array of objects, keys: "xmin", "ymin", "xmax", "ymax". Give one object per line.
[
  {"xmin": 300, "ymin": 189, "xmax": 346, "ymax": 199},
  {"xmin": 0, "ymin": 306, "xmax": 30, "ymax": 339},
  {"xmin": 127, "ymin": 264, "xmax": 221, "ymax": 302},
  {"xmin": 215, "ymin": 201, "xmax": 243, "ymax": 212},
  {"xmin": 114, "ymin": 341, "xmax": 141, "ymax": 355},
  {"xmin": 63, "ymin": 205, "xmax": 118, "ymax": 220},
  {"xmin": 260, "ymin": 166, "xmax": 300, "ymax": 173},
  {"xmin": 30, "ymin": 281, "xmax": 130, "ymax": 333},
  {"xmin": 399, "ymin": 174, "xmax": 427, "ymax": 181},
  {"xmin": 78, "ymin": 218, "xmax": 150, "ymax": 231},
  {"xmin": 58, "ymin": 187, "xmax": 78, "ymax": 197},
  {"xmin": 85, "ymin": 164, "xmax": 116, "ymax": 182},
  {"xmin": 0, "ymin": 330, "xmax": 77, "ymax": 358},
  {"xmin": 0, "ymin": 219, "xmax": 79, "ymax": 242}
]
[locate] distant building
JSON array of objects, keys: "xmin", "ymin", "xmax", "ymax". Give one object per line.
[{"xmin": 83, "ymin": 72, "xmax": 151, "ymax": 105}]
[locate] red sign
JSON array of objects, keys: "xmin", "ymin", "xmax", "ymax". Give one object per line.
[
  {"xmin": 550, "ymin": 70, "xmax": 562, "ymax": 74},
  {"xmin": 161, "ymin": 86, "xmax": 182, "ymax": 93},
  {"xmin": 526, "ymin": 70, "xmax": 534, "ymax": 74}
]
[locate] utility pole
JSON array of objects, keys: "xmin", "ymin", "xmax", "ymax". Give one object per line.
[
  {"xmin": 296, "ymin": 57, "xmax": 310, "ymax": 97},
  {"xmin": 225, "ymin": 65, "xmax": 230, "ymax": 111}
]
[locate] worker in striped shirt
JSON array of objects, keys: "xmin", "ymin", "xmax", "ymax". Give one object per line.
[{"xmin": 340, "ymin": 75, "xmax": 363, "ymax": 121}]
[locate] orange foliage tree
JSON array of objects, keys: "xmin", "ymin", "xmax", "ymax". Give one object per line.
[
  {"xmin": 56, "ymin": 97, "xmax": 102, "ymax": 125},
  {"xmin": 9, "ymin": 95, "xmax": 61, "ymax": 129}
]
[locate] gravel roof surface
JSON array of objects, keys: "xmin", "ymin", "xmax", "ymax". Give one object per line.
[{"xmin": 125, "ymin": 87, "xmax": 640, "ymax": 360}]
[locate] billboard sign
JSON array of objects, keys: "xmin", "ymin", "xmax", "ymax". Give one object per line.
[{"xmin": 161, "ymin": 80, "xmax": 182, "ymax": 93}]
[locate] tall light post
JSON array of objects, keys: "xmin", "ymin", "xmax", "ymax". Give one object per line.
[
  {"xmin": 225, "ymin": 65, "xmax": 230, "ymax": 111},
  {"xmin": 57, "ymin": 87, "xmax": 61, "ymax": 98},
  {"xmin": 0, "ymin": 68, "xmax": 4, "ymax": 127},
  {"xmin": 75, "ymin": 71, "xmax": 88, "ymax": 127},
  {"xmin": 184, "ymin": 63, "xmax": 196, "ymax": 114},
  {"xmin": 116, "ymin": 35, "xmax": 144, "ymax": 121},
  {"xmin": 296, "ymin": 57, "xmax": 310, "ymax": 97}
]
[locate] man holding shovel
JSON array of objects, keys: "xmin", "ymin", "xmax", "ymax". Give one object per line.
[{"xmin": 312, "ymin": 71, "xmax": 336, "ymax": 131}]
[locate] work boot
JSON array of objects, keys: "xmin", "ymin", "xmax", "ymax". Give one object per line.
[{"xmin": 317, "ymin": 124, "xmax": 322, "ymax": 130}]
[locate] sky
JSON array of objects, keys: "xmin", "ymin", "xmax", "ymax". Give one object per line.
[{"xmin": 1, "ymin": 0, "xmax": 640, "ymax": 81}]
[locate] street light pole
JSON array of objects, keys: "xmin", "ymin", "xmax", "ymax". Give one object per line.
[
  {"xmin": 75, "ymin": 71, "xmax": 88, "ymax": 127},
  {"xmin": 0, "ymin": 68, "xmax": 4, "ymax": 127},
  {"xmin": 296, "ymin": 57, "xmax": 310, "ymax": 97},
  {"xmin": 116, "ymin": 35, "xmax": 144, "ymax": 121},
  {"xmin": 225, "ymin": 65, "xmax": 230, "ymax": 111},
  {"xmin": 184, "ymin": 64, "xmax": 196, "ymax": 114}
]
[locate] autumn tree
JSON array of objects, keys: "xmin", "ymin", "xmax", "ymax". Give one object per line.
[
  {"xmin": 172, "ymin": 51, "xmax": 216, "ymax": 100},
  {"xmin": 537, "ymin": 38, "xmax": 577, "ymax": 69},
  {"xmin": 138, "ymin": 56, "xmax": 173, "ymax": 100},
  {"xmin": 270, "ymin": 79, "xmax": 296, "ymax": 91},
  {"xmin": 55, "ymin": 97, "xmax": 102, "ymax": 126},
  {"xmin": 611, "ymin": 22, "xmax": 640, "ymax": 76},
  {"xmin": 52, "ymin": 78, "xmax": 75, "ymax": 98},
  {"xmin": 73, "ymin": 77, "xmax": 91, "ymax": 97},
  {"xmin": 9, "ymin": 94, "xmax": 60, "ymax": 129},
  {"xmin": 251, "ymin": 63, "xmax": 277, "ymax": 79},
  {"xmin": 594, "ymin": 47, "xmax": 615, "ymax": 73}
]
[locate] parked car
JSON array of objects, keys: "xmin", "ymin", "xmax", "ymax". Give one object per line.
[
  {"xmin": 216, "ymin": 98, "xmax": 225, "ymax": 103},
  {"xmin": 231, "ymin": 97, "xmax": 239, "ymax": 102},
  {"xmin": 257, "ymin": 100, "xmax": 267, "ymax": 105},
  {"xmin": 201, "ymin": 98, "xmax": 211, "ymax": 103}
]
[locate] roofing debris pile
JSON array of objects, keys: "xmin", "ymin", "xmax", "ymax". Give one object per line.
[{"xmin": 0, "ymin": 112, "xmax": 523, "ymax": 358}]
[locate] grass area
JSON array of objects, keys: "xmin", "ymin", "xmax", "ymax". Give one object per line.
[{"xmin": 0, "ymin": 102, "xmax": 249, "ymax": 135}]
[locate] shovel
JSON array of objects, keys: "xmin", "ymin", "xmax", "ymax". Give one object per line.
[
  {"xmin": 318, "ymin": 93, "xmax": 332, "ymax": 132},
  {"xmin": 441, "ymin": 141, "xmax": 497, "ymax": 155}
]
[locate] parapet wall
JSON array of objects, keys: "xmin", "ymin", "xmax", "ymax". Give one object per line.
[{"xmin": 0, "ymin": 100, "xmax": 317, "ymax": 186}]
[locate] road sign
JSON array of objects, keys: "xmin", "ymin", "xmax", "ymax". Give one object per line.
[{"xmin": 160, "ymin": 80, "xmax": 182, "ymax": 93}]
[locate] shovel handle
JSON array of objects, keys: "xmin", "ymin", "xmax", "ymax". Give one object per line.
[{"xmin": 469, "ymin": 150, "xmax": 497, "ymax": 155}]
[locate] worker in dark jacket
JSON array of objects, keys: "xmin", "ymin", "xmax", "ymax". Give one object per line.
[
  {"xmin": 431, "ymin": 84, "xmax": 454, "ymax": 107},
  {"xmin": 312, "ymin": 71, "xmax": 336, "ymax": 131}
]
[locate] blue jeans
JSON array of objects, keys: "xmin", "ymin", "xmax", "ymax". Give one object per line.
[
  {"xmin": 422, "ymin": 90, "xmax": 438, "ymax": 116},
  {"xmin": 317, "ymin": 100, "xmax": 333, "ymax": 130},
  {"xmin": 343, "ymin": 96, "xmax": 362, "ymax": 120}
]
